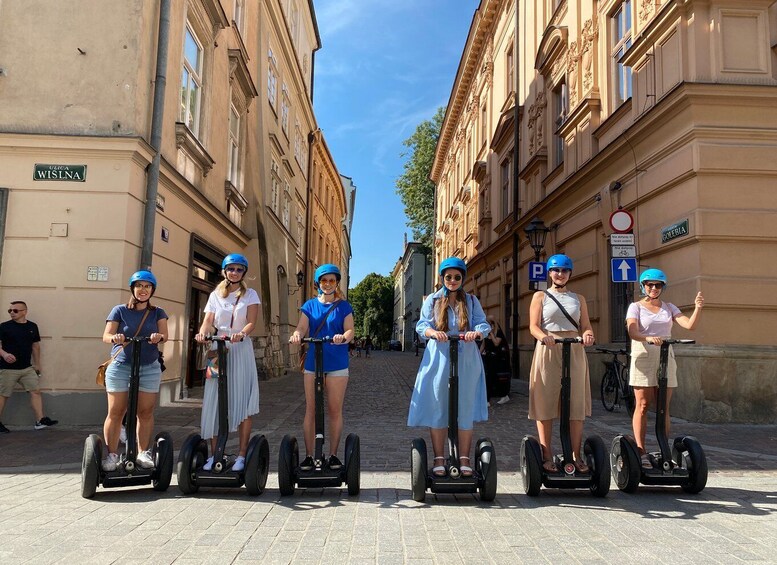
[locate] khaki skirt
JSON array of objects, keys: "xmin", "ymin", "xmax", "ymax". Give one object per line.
[
  {"xmin": 629, "ymin": 339, "xmax": 677, "ymax": 388},
  {"xmin": 528, "ymin": 330, "xmax": 591, "ymax": 421}
]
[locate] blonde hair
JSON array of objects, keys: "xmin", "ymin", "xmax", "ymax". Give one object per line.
[
  {"xmin": 434, "ymin": 289, "xmax": 470, "ymax": 331},
  {"xmin": 216, "ymin": 278, "xmax": 248, "ymax": 299},
  {"xmin": 311, "ymin": 287, "xmax": 345, "ymax": 301}
]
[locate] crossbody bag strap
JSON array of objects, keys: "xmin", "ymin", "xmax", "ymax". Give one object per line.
[
  {"xmin": 311, "ymin": 300, "xmax": 340, "ymax": 338},
  {"xmin": 229, "ymin": 294, "xmax": 241, "ymax": 331},
  {"xmin": 543, "ymin": 290, "xmax": 579, "ymax": 330},
  {"xmin": 110, "ymin": 308, "xmax": 152, "ymax": 361}
]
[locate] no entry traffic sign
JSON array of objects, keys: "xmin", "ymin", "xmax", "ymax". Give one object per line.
[{"xmin": 609, "ymin": 209, "xmax": 634, "ymax": 233}]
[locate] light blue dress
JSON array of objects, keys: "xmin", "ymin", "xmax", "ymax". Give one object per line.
[{"xmin": 407, "ymin": 289, "xmax": 491, "ymax": 430}]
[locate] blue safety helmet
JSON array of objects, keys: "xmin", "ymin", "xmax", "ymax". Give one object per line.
[
  {"xmin": 315, "ymin": 264, "xmax": 341, "ymax": 285},
  {"xmin": 639, "ymin": 268, "xmax": 668, "ymax": 289},
  {"xmin": 222, "ymin": 253, "xmax": 249, "ymax": 271},
  {"xmin": 438, "ymin": 257, "xmax": 467, "ymax": 277},
  {"xmin": 129, "ymin": 270, "xmax": 157, "ymax": 289},
  {"xmin": 546, "ymin": 254, "xmax": 573, "ymax": 271}
]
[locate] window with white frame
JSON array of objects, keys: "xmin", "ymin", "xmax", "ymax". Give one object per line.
[
  {"xmin": 281, "ymin": 83, "xmax": 290, "ymax": 134},
  {"xmin": 233, "ymin": 0, "xmax": 244, "ymax": 35},
  {"xmin": 267, "ymin": 47, "xmax": 278, "ymax": 109},
  {"xmin": 270, "ymin": 159, "xmax": 280, "ymax": 213},
  {"xmin": 180, "ymin": 25, "xmax": 203, "ymax": 136},
  {"xmin": 612, "ymin": 0, "xmax": 633, "ymax": 105},
  {"xmin": 506, "ymin": 43, "xmax": 515, "ymax": 98},
  {"xmin": 294, "ymin": 120, "xmax": 302, "ymax": 164},
  {"xmin": 227, "ymin": 104, "xmax": 241, "ymax": 186},
  {"xmin": 283, "ymin": 193, "xmax": 290, "ymax": 228},
  {"xmin": 552, "ymin": 79, "xmax": 568, "ymax": 168}
]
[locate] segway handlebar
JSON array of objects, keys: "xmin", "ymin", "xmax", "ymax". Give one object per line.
[
  {"xmin": 552, "ymin": 337, "xmax": 583, "ymax": 344},
  {"xmin": 428, "ymin": 332, "xmax": 482, "ymax": 342},
  {"xmin": 302, "ymin": 336, "xmax": 336, "ymax": 344},
  {"xmin": 121, "ymin": 336, "xmax": 155, "ymax": 343},
  {"xmin": 202, "ymin": 335, "xmax": 244, "ymax": 342},
  {"xmin": 659, "ymin": 339, "xmax": 695, "ymax": 345}
]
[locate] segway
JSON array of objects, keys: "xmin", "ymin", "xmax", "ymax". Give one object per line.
[
  {"xmin": 410, "ymin": 333, "xmax": 497, "ymax": 502},
  {"xmin": 176, "ymin": 335, "xmax": 269, "ymax": 495},
  {"xmin": 81, "ymin": 337, "xmax": 174, "ymax": 498},
  {"xmin": 278, "ymin": 337, "xmax": 360, "ymax": 496},
  {"xmin": 611, "ymin": 339, "xmax": 707, "ymax": 494},
  {"xmin": 520, "ymin": 337, "xmax": 610, "ymax": 497}
]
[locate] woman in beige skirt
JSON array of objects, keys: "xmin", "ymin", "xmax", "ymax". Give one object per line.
[
  {"xmin": 528, "ymin": 254, "xmax": 595, "ymax": 473},
  {"xmin": 626, "ymin": 268, "xmax": 704, "ymax": 469}
]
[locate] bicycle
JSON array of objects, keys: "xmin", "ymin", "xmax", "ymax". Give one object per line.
[{"xmin": 596, "ymin": 346, "xmax": 634, "ymax": 414}]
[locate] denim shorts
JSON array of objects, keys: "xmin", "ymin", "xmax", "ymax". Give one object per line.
[{"xmin": 105, "ymin": 360, "xmax": 162, "ymax": 393}]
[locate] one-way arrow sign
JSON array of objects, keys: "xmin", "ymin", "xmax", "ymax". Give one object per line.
[{"xmin": 611, "ymin": 258, "xmax": 637, "ymax": 282}]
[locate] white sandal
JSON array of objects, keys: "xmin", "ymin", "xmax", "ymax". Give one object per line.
[
  {"xmin": 432, "ymin": 456, "xmax": 446, "ymax": 477},
  {"xmin": 459, "ymin": 456, "xmax": 473, "ymax": 477}
]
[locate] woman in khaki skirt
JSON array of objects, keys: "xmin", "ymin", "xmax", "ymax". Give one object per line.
[
  {"xmin": 528, "ymin": 254, "xmax": 595, "ymax": 473},
  {"xmin": 626, "ymin": 268, "xmax": 704, "ymax": 469}
]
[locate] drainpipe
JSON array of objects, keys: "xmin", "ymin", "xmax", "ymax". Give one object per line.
[
  {"xmin": 140, "ymin": 0, "xmax": 171, "ymax": 270},
  {"xmin": 304, "ymin": 129, "xmax": 319, "ymax": 294},
  {"xmin": 510, "ymin": 0, "xmax": 521, "ymax": 380}
]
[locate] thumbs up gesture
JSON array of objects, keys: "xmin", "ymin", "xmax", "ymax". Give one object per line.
[{"xmin": 694, "ymin": 292, "xmax": 704, "ymax": 309}]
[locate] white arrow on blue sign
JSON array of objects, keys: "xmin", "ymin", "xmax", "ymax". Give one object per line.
[
  {"xmin": 529, "ymin": 261, "xmax": 547, "ymax": 282},
  {"xmin": 611, "ymin": 258, "xmax": 638, "ymax": 282}
]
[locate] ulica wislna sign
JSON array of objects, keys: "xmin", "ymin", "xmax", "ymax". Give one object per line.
[{"xmin": 33, "ymin": 164, "xmax": 87, "ymax": 182}]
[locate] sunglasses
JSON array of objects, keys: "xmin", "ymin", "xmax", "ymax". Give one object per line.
[
  {"xmin": 644, "ymin": 282, "xmax": 664, "ymax": 289},
  {"xmin": 444, "ymin": 274, "xmax": 462, "ymax": 282},
  {"xmin": 133, "ymin": 283, "xmax": 154, "ymax": 290},
  {"xmin": 225, "ymin": 267, "xmax": 246, "ymax": 273},
  {"xmin": 7, "ymin": 308, "xmax": 25, "ymax": 314},
  {"xmin": 549, "ymin": 268, "xmax": 571, "ymax": 274}
]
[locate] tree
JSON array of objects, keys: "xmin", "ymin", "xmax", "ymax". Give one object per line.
[
  {"xmin": 395, "ymin": 106, "xmax": 446, "ymax": 250},
  {"xmin": 348, "ymin": 273, "xmax": 394, "ymax": 347}
]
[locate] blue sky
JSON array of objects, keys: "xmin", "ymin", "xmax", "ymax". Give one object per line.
[{"xmin": 313, "ymin": 0, "xmax": 480, "ymax": 287}]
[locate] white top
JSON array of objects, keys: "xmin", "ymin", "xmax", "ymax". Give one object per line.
[
  {"xmin": 626, "ymin": 301, "xmax": 681, "ymax": 337},
  {"xmin": 205, "ymin": 288, "xmax": 261, "ymax": 332},
  {"xmin": 542, "ymin": 290, "xmax": 581, "ymax": 332}
]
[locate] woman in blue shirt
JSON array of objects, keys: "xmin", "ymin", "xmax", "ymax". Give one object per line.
[
  {"xmin": 407, "ymin": 257, "xmax": 491, "ymax": 478},
  {"xmin": 101, "ymin": 271, "xmax": 168, "ymax": 471},
  {"xmin": 289, "ymin": 264, "xmax": 354, "ymax": 471}
]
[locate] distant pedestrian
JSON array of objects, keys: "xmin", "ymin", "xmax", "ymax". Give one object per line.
[
  {"xmin": 0, "ymin": 301, "xmax": 58, "ymax": 433},
  {"xmin": 627, "ymin": 269, "xmax": 703, "ymax": 469},
  {"xmin": 195, "ymin": 254, "xmax": 260, "ymax": 473},
  {"xmin": 407, "ymin": 257, "xmax": 491, "ymax": 478},
  {"xmin": 289, "ymin": 263, "xmax": 355, "ymax": 472},
  {"xmin": 364, "ymin": 335, "xmax": 373, "ymax": 358},
  {"xmin": 355, "ymin": 338, "xmax": 362, "ymax": 357},
  {"xmin": 101, "ymin": 272, "xmax": 168, "ymax": 470},
  {"xmin": 480, "ymin": 315, "xmax": 511, "ymax": 406}
]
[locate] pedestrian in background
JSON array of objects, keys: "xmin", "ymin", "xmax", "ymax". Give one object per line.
[
  {"xmin": 364, "ymin": 335, "xmax": 373, "ymax": 358},
  {"xmin": 480, "ymin": 315, "xmax": 511, "ymax": 406},
  {"xmin": 627, "ymin": 268, "xmax": 704, "ymax": 469},
  {"xmin": 528, "ymin": 254, "xmax": 594, "ymax": 473},
  {"xmin": 0, "ymin": 301, "xmax": 58, "ymax": 433},
  {"xmin": 407, "ymin": 257, "xmax": 491, "ymax": 478},
  {"xmin": 195, "ymin": 254, "xmax": 260, "ymax": 473},
  {"xmin": 101, "ymin": 271, "xmax": 168, "ymax": 470},
  {"xmin": 289, "ymin": 263, "xmax": 354, "ymax": 471}
]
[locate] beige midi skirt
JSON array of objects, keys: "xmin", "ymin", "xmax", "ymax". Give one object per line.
[
  {"xmin": 628, "ymin": 339, "xmax": 677, "ymax": 388},
  {"xmin": 528, "ymin": 330, "xmax": 592, "ymax": 421}
]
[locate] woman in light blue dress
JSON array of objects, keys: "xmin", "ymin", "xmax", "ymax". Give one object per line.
[{"xmin": 407, "ymin": 257, "xmax": 491, "ymax": 478}]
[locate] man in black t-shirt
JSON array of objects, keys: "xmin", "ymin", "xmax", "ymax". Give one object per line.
[{"xmin": 0, "ymin": 301, "xmax": 58, "ymax": 432}]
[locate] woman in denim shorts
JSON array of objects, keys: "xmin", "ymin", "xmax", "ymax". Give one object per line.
[{"xmin": 101, "ymin": 271, "xmax": 168, "ymax": 471}]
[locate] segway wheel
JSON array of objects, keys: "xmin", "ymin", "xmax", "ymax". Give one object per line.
[
  {"xmin": 585, "ymin": 435, "xmax": 611, "ymax": 497},
  {"xmin": 675, "ymin": 436, "xmax": 708, "ymax": 494},
  {"xmin": 177, "ymin": 434, "xmax": 206, "ymax": 495},
  {"xmin": 520, "ymin": 436, "xmax": 542, "ymax": 497},
  {"xmin": 278, "ymin": 435, "xmax": 298, "ymax": 497},
  {"xmin": 81, "ymin": 434, "xmax": 102, "ymax": 499},
  {"xmin": 245, "ymin": 435, "xmax": 270, "ymax": 496},
  {"xmin": 345, "ymin": 433, "xmax": 361, "ymax": 496},
  {"xmin": 610, "ymin": 435, "xmax": 640, "ymax": 493},
  {"xmin": 410, "ymin": 438, "xmax": 427, "ymax": 502},
  {"xmin": 476, "ymin": 438, "xmax": 497, "ymax": 502},
  {"xmin": 152, "ymin": 431, "xmax": 174, "ymax": 492}
]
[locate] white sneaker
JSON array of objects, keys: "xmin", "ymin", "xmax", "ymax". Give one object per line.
[
  {"xmin": 232, "ymin": 455, "xmax": 245, "ymax": 472},
  {"xmin": 102, "ymin": 452, "xmax": 120, "ymax": 471},
  {"xmin": 136, "ymin": 450, "xmax": 154, "ymax": 469},
  {"xmin": 202, "ymin": 456, "xmax": 214, "ymax": 471},
  {"xmin": 497, "ymin": 395, "xmax": 510, "ymax": 405},
  {"xmin": 119, "ymin": 426, "xmax": 127, "ymax": 444}
]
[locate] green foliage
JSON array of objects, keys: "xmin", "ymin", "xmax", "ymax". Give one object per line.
[
  {"xmin": 348, "ymin": 273, "xmax": 394, "ymax": 346},
  {"xmin": 395, "ymin": 106, "xmax": 446, "ymax": 249}
]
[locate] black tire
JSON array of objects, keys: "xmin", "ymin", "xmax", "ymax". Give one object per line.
[
  {"xmin": 345, "ymin": 433, "xmax": 360, "ymax": 496},
  {"xmin": 410, "ymin": 438, "xmax": 427, "ymax": 502},
  {"xmin": 152, "ymin": 431, "xmax": 174, "ymax": 492},
  {"xmin": 245, "ymin": 435, "xmax": 270, "ymax": 496},
  {"xmin": 477, "ymin": 439, "xmax": 497, "ymax": 502},
  {"xmin": 600, "ymin": 369, "xmax": 619, "ymax": 411},
  {"xmin": 278, "ymin": 435, "xmax": 298, "ymax": 496},
  {"xmin": 177, "ymin": 434, "xmax": 206, "ymax": 495},
  {"xmin": 520, "ymin": 436, "xmax": 542, "ymax": 497},
  {"xmin": 677, "ymin": 436, "xmax": 708, "ymax": 494},
  {"xmin": 81, "ymin": 434, "xmax": 102, "ymax": 499},
  {"xmin": 610, "ymin": 435, "xmax": 640, "ymax": 493},
  {"xmin": 585, "ymin": 435, "xmax": 611, "ymax": 497}
]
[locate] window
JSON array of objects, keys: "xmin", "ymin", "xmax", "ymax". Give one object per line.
[
  {"xmin": 283, "ymin": 192, "xmax": 290, "ymax": 228},
  {"xmin": 552, "ymin": 79, "xmax": 568, "ymax": 168},
  {"xmin": 290, "ymin": 3, "xmax": 300, "ymax": 46},
  {"xmin": 270, "ymin": 159, "xmax": 280, "ymax": 213},
  {"xmin": 501, "ymin": 159, "xmax": 510, "ymax": 221},
  {"xmin": 180, "ymin": 25, "xmax": 203, "ymax": 136},
  {"xmin": 267, "ymin": 48, "xmax": 278, "ymax": 109},
  {"xmin": 233, "ymin": 0, "xmax": 244, "ymax": 35},
  {"xmin": 506, "ymin": 44, "xmax": 515, "ymax": 97},
  {"xmin": 481, "ymin": 104, "xmax": 488, "ymax": 149},
  {"xmin": 612, "ymin": 0, "xmax": 633, "ymax": 105},
  {"xmin": 281, "ymin": 83, "xmax": 290, "ymax": 134},
  {"xmin": 294, "ymin": 121, "xmax": 302, "ymax": 164},
  {"xmin": 227, "ymin": 104, "xmax": 241, "ymax": 185}
]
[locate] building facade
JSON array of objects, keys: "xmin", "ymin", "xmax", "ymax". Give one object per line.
[
  {"xmin": 0, "ymin": 0, "xmax": 349, "ymax": 424},
  {"xmin": 432, "ymin": 0, "xmax": 777, "ymax": 423},
  {"xmin": 392, "ymin": 240, "xmax": 433, "ymax": 351}
]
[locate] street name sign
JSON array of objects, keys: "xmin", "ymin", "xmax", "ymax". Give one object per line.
[
  {"xmin": 611, "ymin": 258, "xmax": 638, "ymax": 282},
  {"xmin": 34, "ymin": 164, "xmax": 87, "ymax": 182},
  {"xmin": 661, "ymin": 219, "xmax": 689, "ymax": 244}
]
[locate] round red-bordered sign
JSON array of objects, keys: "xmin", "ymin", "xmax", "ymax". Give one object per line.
[{"xmin": 609, "ymin": 209, "xmax": 634, "ymax": 233}]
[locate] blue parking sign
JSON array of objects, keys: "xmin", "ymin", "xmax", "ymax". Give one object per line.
[
  {"xmin": 611, "ymin": 258, "xmax": 637, "ymax": 282},
  {"xmin": 529, "ymin": 261, "xmax": 546, "ymax": 282}
]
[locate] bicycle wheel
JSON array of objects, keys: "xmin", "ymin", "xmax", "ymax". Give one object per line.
[
  {"xmin": 600, "ymin": 368, "xmax": 619, "ymax": 411},
  {"xmin": 622, "ymin": 368, "xmax": 636, "ymax": 416}
]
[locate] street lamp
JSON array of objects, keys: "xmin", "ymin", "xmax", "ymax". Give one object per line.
[
  {"xmin": 288, "ymin": 270, "xmax": 305, "ymax": 295},
  {"xmin": 524, "ymin": 217, "xmax": 551, "ymax": 262}
]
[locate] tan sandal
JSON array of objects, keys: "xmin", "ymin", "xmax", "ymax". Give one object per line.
[
  {"xmin": 573, "ymin": 456, "xmax": 590, "ymax": 474},
  {"xmin": 542, "ymin": 459, "xmax": 558, "ymax": 473},
  {"xmin": 432, "ymin": 456, "xmax": 446, "ymax": 477},
  {"xmin": 459, "ymin": 456, "xmax": 473, "ymax": 477}
]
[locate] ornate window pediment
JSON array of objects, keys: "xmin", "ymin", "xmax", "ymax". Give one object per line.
[
  {"xmin": 175, "ymin": 122, "xmax": 215, "ymax": 176},
  {"xmin": 228, "ymin": 49, "xmax": 258, "ymax": 114},
  {"xmin": 535, "ymin": 25, "xmax": 568, "ymax": 73}
]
